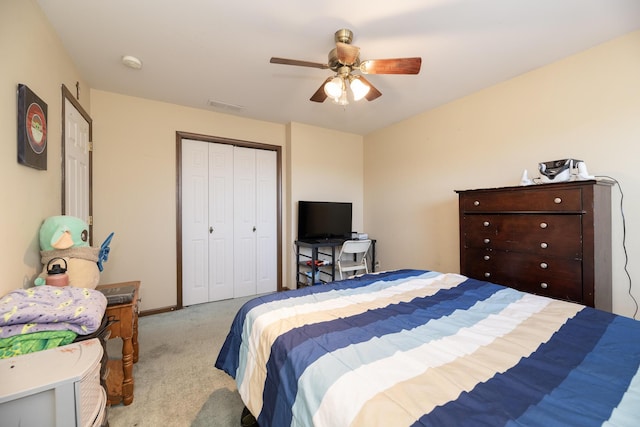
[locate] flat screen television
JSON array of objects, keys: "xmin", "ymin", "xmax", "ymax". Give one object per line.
[{"xmin": 297, "ymin": 201, "xmax": 352, "ymax": 241}]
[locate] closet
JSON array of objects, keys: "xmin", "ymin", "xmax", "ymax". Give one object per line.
[{"xmin": 181, "ymin": 139, "xmax": 277, "ymax": 305}]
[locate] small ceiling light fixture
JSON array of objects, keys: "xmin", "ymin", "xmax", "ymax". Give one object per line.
[
  {"xmin": 350, "ymin": 76, "xmax": 370, "ymax": 101},
  {"xmin": 322, "ymin": 66, "xmax": 370, "ymax": 106},
  {"xmin": 121, "ymin": 55, "xmax": 143, "ymax": 70},
  {"xmin": 324, "ymin": 76, "xmax": 343, "ymax": 100}
]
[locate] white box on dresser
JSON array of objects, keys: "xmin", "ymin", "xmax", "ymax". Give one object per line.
[{"xmin": 0, "ymin": 338, "xmax": 106, "ymax": 427}]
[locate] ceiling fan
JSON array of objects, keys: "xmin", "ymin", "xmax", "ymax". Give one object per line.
[{"xmin": 270, "ymin": 29, "xmax": 422, "ymax": 105}]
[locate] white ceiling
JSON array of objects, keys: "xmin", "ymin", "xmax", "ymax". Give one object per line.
[{"xmin": 36, "ymin": 0, "xmax": 640, "ymax": 136}]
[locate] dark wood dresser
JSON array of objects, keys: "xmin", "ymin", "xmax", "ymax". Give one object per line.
[{"xmin": 456, "ymin": 180, "xmax": 612, "ymax": 310}]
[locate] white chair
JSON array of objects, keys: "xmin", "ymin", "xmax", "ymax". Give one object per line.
[{"xmin": 337, "ymin": 239, "xmax": 372, "ymax": 280}]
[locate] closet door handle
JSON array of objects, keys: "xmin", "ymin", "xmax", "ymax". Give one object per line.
[
  {"xmin": 253, "ymin": 226, "xmax": 256, "ymax": 232},
  {"xmin": 209, "ymin": 226, "xmax": 213, "ymax": 234}
]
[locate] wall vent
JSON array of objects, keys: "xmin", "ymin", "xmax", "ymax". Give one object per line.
[{"xmin": 206, "ymin": 99, "xmax": 245, "ymax": 112}]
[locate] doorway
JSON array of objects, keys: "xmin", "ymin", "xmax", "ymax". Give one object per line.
[
  {"xmin": 176, "ymin": 131, "xmax": 282, "ymax": 308},
  {"xmin": 62, "ymin": 85, "xmax": 93, "ymax": 242}
]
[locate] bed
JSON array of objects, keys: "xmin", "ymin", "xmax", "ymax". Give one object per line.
[{"xmin": 215, "ymin": 269, "xmax": 640, "ymax": 426}]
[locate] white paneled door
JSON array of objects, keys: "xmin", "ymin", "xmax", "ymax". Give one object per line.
[
  {"xmin": 182, "ymin": 140, "xmax": 277, "ymax": 305},
  {"xmin": 208, "ymin": 143, "xmax": 235, "ymax": 301},
  {"xmin": 255, "ymin": 149, "xmax": 277, "ymax": 294},
  {"xmin": 233, "ymin": 147, "xmax": 257, "ymax": 298},
  {"xmin": 182, "ymin": 140, "xmax": 215, "ymax": 305},
  {"xmin": 64, "ymin": 97, "xmax": 91, "ymax": 229}
]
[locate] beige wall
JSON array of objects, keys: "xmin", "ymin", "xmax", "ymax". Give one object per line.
[
  {"xmin": 364, "ymin": 30, "xmax": 640, "ymax": 318},
  {"xmin": 90, "ymin": 94, "xmax": 364, "ymax": 308},
  {"xmin": 286, "ymin": 123, "xmax": 364, "ymax": 286},
  {"xmin": 90, "ymin": 95, "xmax": 362, "ymax": 310},
  {"xmin": 288, "ymin": 123, "xmax": 363, "ymax": 224},
  {"xmin": 90, "ymin": 90, "xmax": 288, "ymax": 310},
  {"xmin": 0, "ymin": 0, "xmax": 90, "ymax": 296}
]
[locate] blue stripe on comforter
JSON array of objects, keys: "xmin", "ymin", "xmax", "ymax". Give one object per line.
[
  {"xmin": 215, "ymin": 270, "xmax": 640, "ymax": 427},
  {"xmin": 417, "ymin": 309, "xmax": 621, "ymax": 427},
  {"xmin": 513, "ymin": 313, "xmax": 640, "ymax": 427},
  {"xmin": 216, "ymin": 269, "xmax": 432, "ymax": 380},
  {"xmin": 237, "ymin": 270, "xmax": 441, "ymax": 391},
  {"xmin": 263, "ymin": 278, "xmax": 509, "ymax": 425}
]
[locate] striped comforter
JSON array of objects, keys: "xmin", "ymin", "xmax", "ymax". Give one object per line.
[{"xmin": 215, "ymin": 270, "xmax": 640, "ymax": 426}]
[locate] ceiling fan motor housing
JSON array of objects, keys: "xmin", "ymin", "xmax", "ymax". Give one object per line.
[
  {"xmin": 329, "ymin": 29, "xmax": 360, "ymax": 71},
  {"xmin": 334, "ymin": 28, "xmax": 353, "ymax": 44},
  {"xmin": 328, "ymin": 48, "xmax": 359, "ymax": 71}
]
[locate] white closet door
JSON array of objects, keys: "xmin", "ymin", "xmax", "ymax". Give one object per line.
[
  {"xmin": 181, "ymin": 140, "xmax": 210, "ymax": 306},
  {"xmin": 208, "ymin": 143, "xmax": 235, "ymax": 301},
  {"xmin": 233, "ymin": 147, "xmax": 257, "ymax": 297},
  {"xmin": 256, "ymin": 149, "xmax": 277, "ymax": 294},
  {"xmin": 182, "ymin": 141, "xmax": 277, "ymax": 304}
]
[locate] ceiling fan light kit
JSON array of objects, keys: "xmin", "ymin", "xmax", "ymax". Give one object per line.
[
  {"xmin": 270, "ymin": 29, "xmax": 421, "ymax": 106},
  {"xmin": 324, "ymin": 76, "xmax": 344, "ymax": 99},
  {"xmin": 323, "ymin": 75, "xmax": 370, "ymax": 105},
  {"xmin": 350, "ymin": 76, "xmax": 370, "ymax": 101}
]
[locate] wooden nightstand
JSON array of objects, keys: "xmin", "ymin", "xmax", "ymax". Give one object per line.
[{"xmin": 96, "ymin": 281, "xmax": 140, "ymax": 406}]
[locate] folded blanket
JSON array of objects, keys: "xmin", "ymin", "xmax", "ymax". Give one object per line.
[
  {"xmin": 0, "ymin": 329, "xmax": 77, "ymax": 359},
  {"xmin": 0, "ymin": 286, "xmax": 107, "ymax": 339}
]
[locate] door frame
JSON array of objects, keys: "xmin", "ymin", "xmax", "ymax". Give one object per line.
[
  {"xmin": 61, "ymin": 85, "xmax": 93, "ymax": 243},
  {"xmin": 175, "ymin": 131, "xmax": 283, "ymax": 309}
]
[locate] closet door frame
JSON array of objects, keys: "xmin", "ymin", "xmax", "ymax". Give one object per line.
[{"xmin": 175, "ymin": 131, "xmax": 282, "ymax": 309}]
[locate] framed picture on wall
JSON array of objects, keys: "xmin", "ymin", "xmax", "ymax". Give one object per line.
[{"xmin": 17, "ymin": 83, "xmax": 48, "ymax": 170}]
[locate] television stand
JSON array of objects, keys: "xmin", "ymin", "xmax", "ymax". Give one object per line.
[{"xmin": 295, "ymin": 239, "xmax": 376, "ymax": 288}]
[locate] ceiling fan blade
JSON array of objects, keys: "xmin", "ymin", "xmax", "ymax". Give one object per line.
[
  {"xmin": 310, "ymin": 77, "xmax": 332, "ymax": 103},
  {"xmin": 359, "ymin": 57, "xmax": 422, "ymax": 75},
  {"xmin": 336, "ymin": 42, "xmax": 360, "ymax": 65},
  {"xmin": 270, "ymin": 57, "xmax": 329, "ymax": 70},
  {"xmin": 357, "ymin": 76, "xmax": 382, "ymax": 101}
]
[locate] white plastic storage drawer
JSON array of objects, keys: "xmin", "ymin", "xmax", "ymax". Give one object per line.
[{"xmin": 0, "ymin": 339, "xmax": 105, "ymax": 427}]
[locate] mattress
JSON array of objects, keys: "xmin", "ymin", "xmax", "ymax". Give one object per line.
[{"xmin": 215, "ymin": 269, "xmax": 640, "ymax": 426}]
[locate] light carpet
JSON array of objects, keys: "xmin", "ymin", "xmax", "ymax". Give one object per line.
[{"xmin": 107, "ymin": 295, "xmax": 255, "ymax": 427}]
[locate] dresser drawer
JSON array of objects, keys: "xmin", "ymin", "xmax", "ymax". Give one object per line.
[
  {"xmin": 460, "ymin": 187, "xmax": 583, "ymax": 212},
  {"xmin": 462, "ymin": 249, "xmax": 583, "ymax": 302},
  {"xmin": 461, "ymin": 214, "xmax": 582, "ymax": 257}
]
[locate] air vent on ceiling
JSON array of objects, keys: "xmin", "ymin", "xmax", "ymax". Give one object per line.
[{"xmin": 207, "ymin": 99, "xmax": 245, "ymax": 112}]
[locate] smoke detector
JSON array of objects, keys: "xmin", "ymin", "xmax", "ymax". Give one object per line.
[{"xmin": 122, "ymin": 55, "xmax": 143, "ymax": 70}]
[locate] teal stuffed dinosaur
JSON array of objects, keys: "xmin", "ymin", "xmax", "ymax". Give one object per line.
[{"xmin": 34, "ymin": 215, "xmax": 113, "ymax": 288}]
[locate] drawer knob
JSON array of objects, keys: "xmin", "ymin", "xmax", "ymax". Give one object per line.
[
  {"xmin": 483, "ymin": 255, "xmax": 490, "ymax": 261},
  {"xmin": 483, "ymin": 238, "xmax": 491, "ymax": 244},
  {"xmin": 484, "ymin": 272, "xmax": 491, "ymax": 278},
  {"xmin": 554, "ymin": 197, "xmax": 562, "ymax": 204},
  {"xmin": 540, "ymin": 262, "xmax": 548, "ymax": 269},
  {"xmin": 540, "ymin": 222, "xmax": 548, "ymax": 229},
  {"xmin": 483, "ymin": 221, "xmax": 490, "ymax": 227},
  {"xmin": 540, "ymin": 282, "xmax": 549, "ymax": 289},
  {"xmin": 474, "ymin": 200, "xmax": 480, "ymax": 206},
  {"xmin": 540, "ymin": 242, "xmax": 548, "ymax": 249}
]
